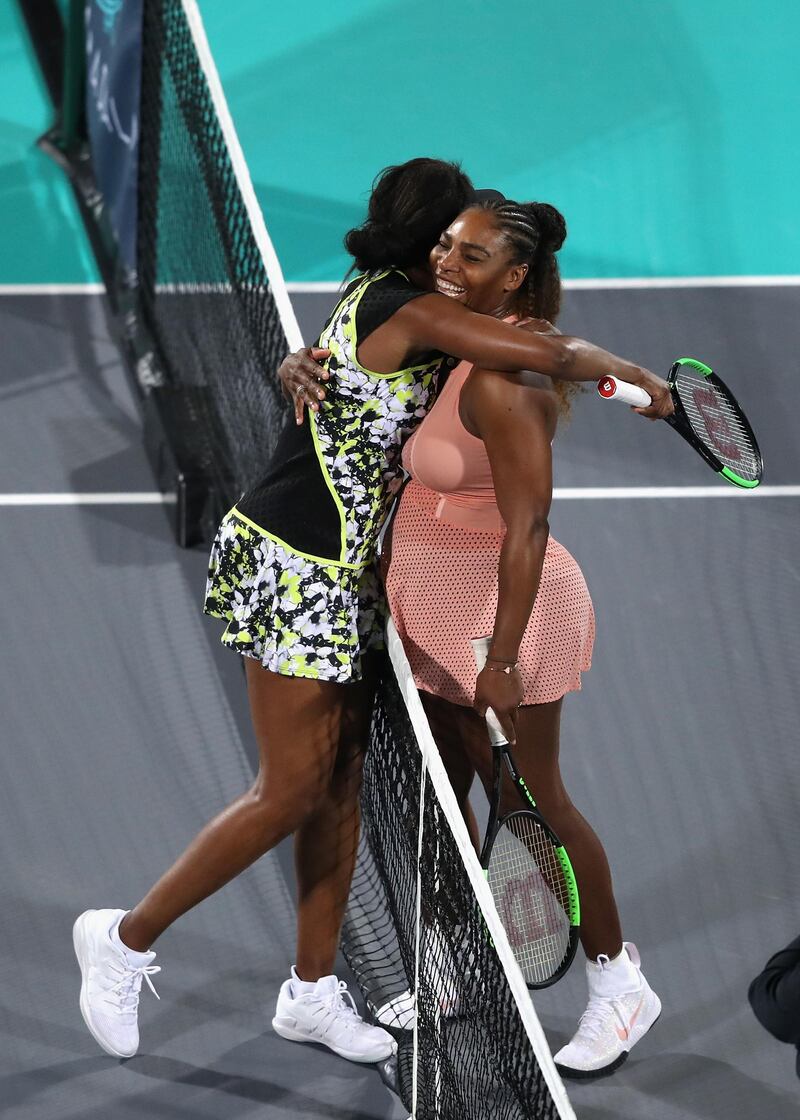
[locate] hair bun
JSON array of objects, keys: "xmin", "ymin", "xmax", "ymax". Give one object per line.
[
  {"xmin": 344, "ymin": 221, "xmax": 406, "ymax": 271},
  {"xmin": 530, "ymin": 202, "xmax": 567, "ymax": 253}
]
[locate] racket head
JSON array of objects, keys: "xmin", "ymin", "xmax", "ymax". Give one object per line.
[
  {"xmin": 484, "ymin": 808, "xmax": 580, "ymax": 988},
  {"xmin": 668, "ymin": 358, "xmax": 763, "ymax": 487}
]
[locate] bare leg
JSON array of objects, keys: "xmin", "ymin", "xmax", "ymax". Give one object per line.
[
  {"xmin": 421, "ymin": 692, "xmax": 619, "ymax": 958},
  {"xmin": 120, "ymin": 663, "xmax": 355, "ymax": 955},
  {"xmin": 421, "ymin": 692, "xmax": 481, "ymax": 852},
  {"xmin": 443, "ymin": 697, "xmax": 623, "ymax": 962},
  {"xmin": 294, "ymin": 661, "xmax": 375, "ymax": 980}
]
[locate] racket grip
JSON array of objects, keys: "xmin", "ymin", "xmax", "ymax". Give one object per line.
[
  {"xmin": 597, "ymin": 375, "xmax": 651, "ymax": 407},
  {"xmin": 484, "ymin": 707, "xmax": 509, "ymax": 747},
  {"xmin": 470, "ymin": 636, "xmax": 510, "ymax": 746}
]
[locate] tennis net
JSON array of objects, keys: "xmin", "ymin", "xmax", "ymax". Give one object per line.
[
  {"xmin": 344, "ymin": 622, "xmax": 574, "ymax": 1119},
  {"xmin": 55, "ymin": 0, "xmax": 574, "ymax": 1114},
  {"xmin": 136, "ymin": 0, "xmax": 304, "ymax": 531}
]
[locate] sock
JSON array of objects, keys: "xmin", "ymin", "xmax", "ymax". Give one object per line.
[
  {"xmin": 290, "ymin": 966, "xmax": 318, "ymax": 994},
  {"xmin": 597, "ymin": 946, "xmax": 625, "ymax": 968},
  {"xmin": 588, "ymin": 944, "xmax": 641, "ymax": 997}
]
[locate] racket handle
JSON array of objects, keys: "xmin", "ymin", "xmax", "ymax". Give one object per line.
[
  {"xmin": 597, "ymin": 375, "xmax": 651, "ymax": 407},
  {"xmin": 484, "ymin": 707, "xmax": 509, "ymax": 747},
  {"xmin": 470, "ymin": 636, "xmax": 510, "ymax": 746}
]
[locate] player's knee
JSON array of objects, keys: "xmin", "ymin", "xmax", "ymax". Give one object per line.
[
  {"xmin": 248, "ymin": 773, "xmax": 327, "ymax": 833},
  {"xmin": 534, "ymin": 788, "xmax": 575, "ymax": 831}
]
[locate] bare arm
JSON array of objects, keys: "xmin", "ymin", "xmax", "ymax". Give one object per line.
[
  {"xmin": 461, "ymin": 368, "xmax": 557, "ymax": 740},
  {"xmin": 277, "ymin": 299, "xmax": 673, "ymax": 422},
  {"xmin": 398, "ymin": 294, "xmax": 673, "ymax": 417}
]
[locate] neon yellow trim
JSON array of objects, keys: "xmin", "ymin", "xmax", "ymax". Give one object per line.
[
  {"xmin": 308, "ymin": 411, "xmax": 350, "ymax": 563},
  {"xmin": 318, "ymin": 273, "xmax": 367, "ymax": 348},
  {"xmin": 228, "ymin": 507, "xmax": 362, "ymax": 570},
  {"xmin": 349, "ymin": 270, "xmax": 441, "ymax": 380}
]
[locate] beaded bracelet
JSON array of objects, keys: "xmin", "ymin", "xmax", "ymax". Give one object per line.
[{"xmin": 484, "ymin": 661, "xmax": 519, "ymax": 675}]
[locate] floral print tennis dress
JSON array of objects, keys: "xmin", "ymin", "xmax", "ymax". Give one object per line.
[{"xmin": 204, "ymin": 270, "xmax": 443, "ymax": 682}]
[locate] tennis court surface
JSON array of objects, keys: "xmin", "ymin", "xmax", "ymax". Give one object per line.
[
  {"xmin": 1, "ymin": 283, "xmax": 797, "ymax": 1119},
  {"xmin": 5, "ymin": 0, "xmax": 800, "ymax": 1114}
]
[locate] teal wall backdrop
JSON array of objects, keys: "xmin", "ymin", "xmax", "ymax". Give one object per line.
[{"xmin": 3, "ymin": 0, "xmax": 799, "ymax": 283}]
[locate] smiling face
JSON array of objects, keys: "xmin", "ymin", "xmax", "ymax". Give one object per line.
[{"xmin": 429, "ymin": 207, "xmax": 529, "ymax": 316}]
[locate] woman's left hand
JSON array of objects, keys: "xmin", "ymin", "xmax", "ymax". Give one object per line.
[
  {"xmin": 276, "ymin": 347, "xmax": 331, "ymax": 424},
  {"xmin": 473, "ymin": 665, "xmax": 524, "ymax": 743}
]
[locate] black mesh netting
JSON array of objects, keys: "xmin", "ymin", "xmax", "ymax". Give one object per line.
[
  {"xmin": 137, "ymin": 0, "xmax": 291, "ymax": 510},
  {"xmin": 130, "ymin": 4, "xmax": 562, "ymax": 1114},
  {"xmin": 343, "ymin": 660, "xmax": 561, "ymax": 1119}
]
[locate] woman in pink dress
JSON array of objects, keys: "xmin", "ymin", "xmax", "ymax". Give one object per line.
[{"xmin": 384, "ymin": 199, "xmax": 662, "ymax": 1080}]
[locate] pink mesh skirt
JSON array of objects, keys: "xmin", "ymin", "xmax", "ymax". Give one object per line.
[{"xmin": 386, "ymin": 481, "xmax": 595, "ymax": 707}]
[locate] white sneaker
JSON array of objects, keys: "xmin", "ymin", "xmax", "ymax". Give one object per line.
[
  {"xmin": 553, "ymin": 942, "xmax": 661, "ymax": 1079},
  {"xmin": 374, "ymin": 922, "xmax": 463, "ymax": 1030},
  {"xmin": 372, "ymin": 978, "xmax": 461, "ymax": 1030},
  {"xmin": 73, "ymin": 909, "xmax": 160, "ymax": 1058},
  {"xmin": 272, "ymin": 968, "xmax": 396, "ymax": 1063},
  {"xmin": 373, "ymin": 989, "xmax": 416, "ymax": 1030}
]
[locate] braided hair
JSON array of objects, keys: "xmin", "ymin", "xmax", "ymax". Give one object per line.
[{"xmin": 476, "ymin": 199, "xmax": 576, "ymax": 413}]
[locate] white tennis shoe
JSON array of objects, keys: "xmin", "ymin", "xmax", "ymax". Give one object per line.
[
  {"xmin": 554, "ymin": 942, "xmax": 660, "ymax": 1078},
  {"xmin": 373, "ymin": 921, "xmax": 463, "ymax": 1030},
  {"xmin": 272, "ymin": 968, "xmax": 396, "ymax": 1063},
  {"xmin": 373, "ymin": 989, "xmax": 417, "ymax": 1030},
  {"xmin": 73, "ymin": 908, "xmax": 160, "ymax": 1058}
]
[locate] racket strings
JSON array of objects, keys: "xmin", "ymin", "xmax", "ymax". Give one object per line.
[
  {"xmin": 674, "ymin": 368, "xmax": 760, "ymax": 479},
  {"xmin": 487, "ymin": 814, "xmax": 571, "ymax": 986}
]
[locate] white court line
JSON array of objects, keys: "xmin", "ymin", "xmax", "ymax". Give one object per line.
[
  {"xmin": 0, "ymin": 487, "xmax": 796, "ymax": 507},
  {"xmin": 3, "ymin": 276, "xmax": 800, "ymax": 297},
  {"xmin": 552, "ymin": 485, "xmax": 799, "ymax": 499},
  {"xmin": 565, "ymin": 275, "xmax": 800, "ymax": 290},
  {"xmin": 0, "ymin": 493, "xmax": 177, "ymax": 505},
  {"xmin": 0, "ymin": 284, "xmax": 106, "ymax": 295},
  {"xmin": 288, "ymin": 276, "xmax": 800, "ymax": 293}
]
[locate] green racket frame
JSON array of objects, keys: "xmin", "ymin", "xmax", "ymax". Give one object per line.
[{"xmin": 667, "ymin": 357, "xmax": 762, "ymax": 488}]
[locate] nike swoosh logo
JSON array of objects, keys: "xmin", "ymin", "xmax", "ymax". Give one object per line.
[{"xmin": 616, "ymin": 996, "xmax": 645, "ymax": 1041}]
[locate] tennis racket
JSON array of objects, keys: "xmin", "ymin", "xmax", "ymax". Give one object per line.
[
  {"xmin": 471, "ymin": 637, "xmax": 580, "ymax": 988},
  {"xmin": 597, "ymin": 357, "xmax": 762, "ymax": 488}
]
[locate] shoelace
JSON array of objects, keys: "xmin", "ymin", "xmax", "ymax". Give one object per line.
[
  {"xmin": 105, "ymin": 961, "xmax": 162, "ymax": 1015},
  {"xmin": 577, "ymin": 995, "xmax": 628, "ymax": 1042},
  {"xmin": 323, "ymin": 981, "xmax": 359, "ymax": 1019},
  {"xmin": 306, "ymin": 981, "xmax": 363, "ymax": 1035}
]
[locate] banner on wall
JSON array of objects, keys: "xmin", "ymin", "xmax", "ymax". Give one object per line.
[{"xmin": 84, "ymin": 0, "xmax": 143, "ymax": 272}]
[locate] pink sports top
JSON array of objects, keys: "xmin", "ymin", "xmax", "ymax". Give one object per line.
[{"xmin": 401, "ymin": 356, "xmax": 505, "ymax": 533}]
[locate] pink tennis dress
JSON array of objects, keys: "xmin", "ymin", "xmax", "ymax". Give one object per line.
[{"xmin": 385, "ymin": 359, "xmax": 595, "ymax": 707}]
